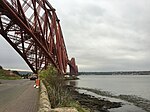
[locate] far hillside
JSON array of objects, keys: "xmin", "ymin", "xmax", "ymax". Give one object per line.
[{"xmin": 0, "ymin": 65, "xmax": 21, "ymax": 80}]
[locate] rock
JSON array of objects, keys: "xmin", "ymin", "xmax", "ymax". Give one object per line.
[{"xmin": 69, "ymin": 87, "xmax": 122, "ymax": 112}]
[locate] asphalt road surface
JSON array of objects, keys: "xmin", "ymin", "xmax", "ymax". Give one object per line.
[{"xmin": 0, "ymin": 79, "xmax": 39, "ymax": 112}]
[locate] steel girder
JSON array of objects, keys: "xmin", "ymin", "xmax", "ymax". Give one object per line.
[{"xmin": 0, "ymin": 0, "xmax": 78, "ymax": 75}]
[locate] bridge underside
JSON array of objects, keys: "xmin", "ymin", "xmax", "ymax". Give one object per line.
[{"xmin": 0, "ymin": 0, "xmax": 78, "ymax": 75}]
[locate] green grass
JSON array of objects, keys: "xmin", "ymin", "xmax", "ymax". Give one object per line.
[{"xmin": 0, "ymin": 69, "xmax": 21, "ymax": 80}]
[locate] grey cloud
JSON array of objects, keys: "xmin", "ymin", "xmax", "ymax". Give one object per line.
[
  {"xmin": 0, "ymin": 36, "xmax": 30, "ymax": 70},
  {"xmin": 0, "ymin": 0, "xmax": 150, "ymax": 72}
]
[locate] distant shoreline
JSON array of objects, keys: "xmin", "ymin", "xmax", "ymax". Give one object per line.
[{"xmin": 79, "ymin": 71, "xmax": 150, "ymax": 75}]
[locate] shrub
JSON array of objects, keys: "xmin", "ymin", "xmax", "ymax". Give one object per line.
[{"xmin": 39, "ymin": 65, "xmax": 72, "ymax": 108}]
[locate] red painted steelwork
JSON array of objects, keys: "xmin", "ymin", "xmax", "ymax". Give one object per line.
[{"xmin": 0, "ymin": 0, "xmax": 78, "ymax": 75}]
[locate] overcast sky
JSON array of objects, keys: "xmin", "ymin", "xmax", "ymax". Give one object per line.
[{"xmin": 0, "ymin": 0, "xmax": 150, "ymax": 72}]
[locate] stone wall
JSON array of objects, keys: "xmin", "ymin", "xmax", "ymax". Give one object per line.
[{"xmin": 38, "ymin": 81, "xmax": 51, "ymax": 112}]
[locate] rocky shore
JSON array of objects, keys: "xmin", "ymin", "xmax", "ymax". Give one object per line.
[
  {"xmin": 72, "ymin": 87, "xmax": 150, "ymax": 112},
  {"xmin": 67, "ymin": 86, "xmax": 122, "ymax": 112}
]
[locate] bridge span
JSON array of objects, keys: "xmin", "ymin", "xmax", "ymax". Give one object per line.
[{"xmin": 0, "ymin": 0, "xmax": 78, "ymax": 75}]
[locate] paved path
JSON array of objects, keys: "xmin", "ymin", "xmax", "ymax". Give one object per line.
[{"xmin": 0, "ymin": 79, "xmax": 39, "ymax": 112}]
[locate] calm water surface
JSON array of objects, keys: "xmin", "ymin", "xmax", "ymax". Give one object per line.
[{"xmin": 76, "ymin": 75, "xmax": 150, "ymax": 100}]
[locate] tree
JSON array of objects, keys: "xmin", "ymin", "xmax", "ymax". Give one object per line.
[
  {"xmin": 12, "ymin": 71, "xmax": 20, "ymax": 75},
  {"xmin": 0, "ymin": 65, "xmax": 3, "ymax": 69}
]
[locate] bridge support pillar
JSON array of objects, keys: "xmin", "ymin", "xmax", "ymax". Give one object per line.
[{"xmin": 69, "ymin": 58, "xmax": 78, "ymax": 76}]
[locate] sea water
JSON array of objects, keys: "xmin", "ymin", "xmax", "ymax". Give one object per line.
[
  {"xmin": 76, "ymin": 75, "xmax": 150, "ymax": 100},
  {"xmin": 73, "ymin": 75, "xmax": 150, "ymax": 112}
]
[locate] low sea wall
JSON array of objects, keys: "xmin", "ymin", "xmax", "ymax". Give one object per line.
[{"xmin": 38, "ymin": 81, "xmax": 51, "ymax": 112}]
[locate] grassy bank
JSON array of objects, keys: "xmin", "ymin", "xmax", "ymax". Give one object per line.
[
  {"xmin": 0, "ymin": 69, "xmax": 21, "ymax": 80},
  {"xmin": 39, "ymin": 66, "xmax": 89, "ymax": 112}
]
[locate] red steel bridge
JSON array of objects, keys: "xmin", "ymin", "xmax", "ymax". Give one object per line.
[{"xmin": 0, "ymin": 0, "xmax": 78, "ymax": 75}]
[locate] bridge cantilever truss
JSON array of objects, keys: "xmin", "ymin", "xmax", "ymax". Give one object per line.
[{"xmin": 0, "ymin": 0, "xmax": 78, "ymax": 75}]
